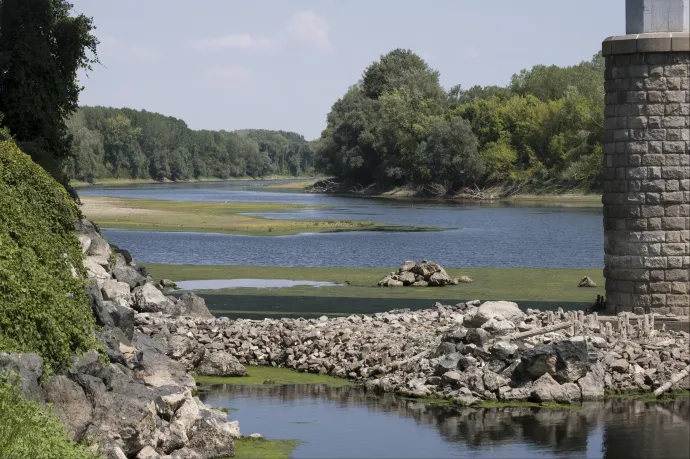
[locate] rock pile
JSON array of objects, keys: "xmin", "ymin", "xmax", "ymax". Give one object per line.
[
  {"xmin": 1, "ymin": 219, "xmax": 239, "ymax": 459},
  {"xmin": 378, "ymin": 260, "xmax": 467, "ymax": 287},
  {"xmin": 137, "ymin": 299, "xmax": 690, "ymax": 408}
]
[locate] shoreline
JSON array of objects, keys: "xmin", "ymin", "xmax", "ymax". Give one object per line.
[{"xmin": 71, "ymin": 176, "xmax": 321, "ymax": 189}]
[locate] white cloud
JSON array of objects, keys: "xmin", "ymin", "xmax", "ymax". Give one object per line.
[
  {"xmin": 99, "ymin": 36, "xmax": 161, "ymax": 61},
  {"xmin": 188, "ymin": 33, "xmax": 277, "ymax": 52},
  {"xmin": 203, "ymin": 66, "xmax": 252, "ymax": 85},
  {"xmin": 286, "ymin": 11, "xmax": 330, "ymax": 48},
  {"xmin": 188, "ymin": 10, "xmax": 330, "ymax": 53}
]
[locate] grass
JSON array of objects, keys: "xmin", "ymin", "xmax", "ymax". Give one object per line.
[
  {"xmin": 80, "ymin": 196, "xmax": 435, "ymax": 236},
  {"xmin": 263, "ymin": 180, "xmax": 320, "ymax": 190},
  {"xmin": 146, "ymin": 264, "xmax": 605, "ymax": 319},
  {"xmin": 232, "ymin": 438, "xmax": 301, "ymax": 459},
  {"xmin": 194, "ymin": 365, "xmax": 355, "ymax": 387}
]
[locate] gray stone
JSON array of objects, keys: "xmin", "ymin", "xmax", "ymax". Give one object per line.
[
  {"xmin": 133, "ymin": 283, "xmax": 175, "ymax": 313},
  {"xmin": 113, "ymin": 266, "xmax": 147, "ymax": 289},
  {"xmin": 196, "ymin": 352, "xmax": 247, "ymax": 377},
  {"xmin": 465, "ymin": 328, "xmax": 491, "ymax": 346},
  {"xmin": 578, "ymin": 276, "xmax": 597, "ymax": 287},
  {"xmin": 0, "ymin": 353, "xmax": 44, "ymax": 402},
  {"xmin": 578, "ymin": 362, "xmax": 606, "ymax": 399},
  {"xmin": 173, "ymin": 293, "xmax": 213, "ymax": 318},
  {"xmin": 465, "ymin": 301, "xmax": 524, "ymax": 327},
  {"xmin": 611, "ymin": 358, "xmax": 630, "ymax": 373},
  {"xmin": 43, "ymin": 375, "xmax": 93, "ymax": 441},
  {"xmin": 435, "ymin": 353, "xmax": 461, "ymax": 375},
  {"xmin": 491, "ymin": 341, "xmax": 519, "ymax": 361}
]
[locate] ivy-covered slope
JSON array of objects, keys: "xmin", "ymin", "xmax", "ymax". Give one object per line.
[{"xmin": 0, "ymin": 140, "xmax": 96, "ymax": 372}]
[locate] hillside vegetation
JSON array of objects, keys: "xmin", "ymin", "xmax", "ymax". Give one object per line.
[
  {"xmin": 0, "ymin": 140, "xmax": 96, "ymax": 373},
  {"xmin": 314, "ymin": 49, "xmax": 604, "ymax": 196}
]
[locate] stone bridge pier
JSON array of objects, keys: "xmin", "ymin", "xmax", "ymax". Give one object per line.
[{"xmin": 602, "ymin": 0, "xmax": 689, "ymax": 315}]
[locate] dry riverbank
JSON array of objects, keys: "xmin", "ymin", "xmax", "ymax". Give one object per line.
[{"xmin": 80, "ymin": 196, "xmax": 433, "ymax": 236}]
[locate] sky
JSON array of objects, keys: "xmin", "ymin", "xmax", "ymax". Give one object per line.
[{"xmin": 72, "ymin": 0, "xmax": 626, "ymax": 140}]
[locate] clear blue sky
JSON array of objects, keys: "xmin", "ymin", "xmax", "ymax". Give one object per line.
[{"xmin": 72, "ymin": 0, "xmax": 626, "ymax": 140}]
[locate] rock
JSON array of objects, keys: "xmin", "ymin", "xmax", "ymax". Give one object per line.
[
  {"xmin": 428, "ymin": 271, "xmax": 453, "ymax": 286},
  {"xmin": 248, "ymin": 433, "xmax": 263, "ymax": 439},
  {"xmin": 457, "ymin": 276, "xmax": 473, "ymax": 283},
  {"xmin": 465, "ymin": 328, "xmax": 491, "ymax": 346},
  {"xmin": 133, "ymin": 283, "xmax": 174, "ymax": 313},
  {"xmin": 522, "ymin": 345, "xmax": 557, "ymax": 381},
  {"xmin": 435, "ymin": 353, "xmax": 461, "ymax": 375},
  {"xmin": 491, "ymin": 341, "xmax": 519, "ymax": 361},
  {"xmin": 530, "ymin": 373, "xmax": 564, "ymax": 403},
  {"xmin": 434, "ymin": 342, "xmax": 458, "ymax": 357},
  {"xmin": 552, "ymin": 338, "xmax": 589, "ymax": 383},
  {"xmin": 578, "ymin": 276, "xmax": 597, "ymax": 288},
  {"xmin": 92, "ymin": 300, "xmax": 135, "ymax": 341},
  {"xmin": 101, "ymin": 279, "xmax": 132, "ymax": 306},
  {"xmin": 197, "ymin": 352, "xmax": 247, "ymax": 377},
  {"xmin": 400, "ymin": 261, "xmax": 416, "ymax": 272},
  {"xmin": 442, "ymin": 370, "xmax": 463, "ymax": 386},
  {"xmin": 174, "ymin": 293, "xmax": 213, "ymax": 318},
  {"xmin": 611, "ymin": 358, "xmax": 629, "ymax": 373},
  {"xmin": 558, "ymin": 383, "xmax": 582, "ymax": 404},
  {"xmin": 43, "ymin": 376, "xmax": 93, "ymax": 441},
  {"xmin": 132, "ymin": 349, "xmax": 196, "ymax": 389},
  {"xmin": 442, "ymin": 328, "xmax": 468, "ymax": 344},
  {"xmin": 466, "ymin": 301, "xmax": 525, "ymax": 327},
  {"xmin": 85, "ymin": 230, "xmax": 112, "ymax": 267},
  {"xmin": 411, "ymin": 281, "xmax": 429, "ymax": 287},
  {"xmin": 155, "ymin": 391, "xmax": 190, "ymax": 421},
  {"xmin": 481, "ymin": 318, "xmax": 516, "ymax": 335},
  {"xmin": 578, "ymin": 362, "xmax": 605, "ymax": 399},
  {"xmin": 397, "ymin": 271, "xmax": 416, "ymax": 285},
  {"xmin": 84, "ymin": 257, "xmax": 110, "ymax": 285},
  {"xmin": 0, "ymin": 353, "xmax": 44, "ymax": 402},
  {"xmin": 483, "ymin": 370, "xmax": 510, "ymax": 392},
  {"xmin": 136, "ymin": 446, "xmax": 161, "ymax": 459},
  {"xmin": 113, "ymin": 266, "xmax": 147, "ymax": 289},
  {"xmin": 160, "ymin": 279, "xmax": 178, "ymax": 289}
]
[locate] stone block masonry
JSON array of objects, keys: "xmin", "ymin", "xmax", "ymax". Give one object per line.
[{"xmin": 602, "ymin": 34, "xmax": 690, "ymax": 315}]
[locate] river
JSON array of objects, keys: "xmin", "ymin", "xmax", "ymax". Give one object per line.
[
  {"xmin": 80, "ymin": 181, "xmax": 604, "ymax": 268},
  {"xmin": 199, "ymin": 383, "xmax": 690, "ymax": 459}
]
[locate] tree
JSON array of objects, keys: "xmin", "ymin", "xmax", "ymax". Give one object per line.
[{"xmin": 0, "ymin": 0, "xmax": 98, "ymax": 184}]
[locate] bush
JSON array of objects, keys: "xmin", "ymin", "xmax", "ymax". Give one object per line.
[
  {"xmin": 0, "ymin": 374, "xmax": 99, "ymax": 459},
  {"xmin": 0, "ymin": 140, "xmax": 97, "ymax": 373}
]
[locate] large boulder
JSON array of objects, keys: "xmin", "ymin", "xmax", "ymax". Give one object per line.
[
  {"xmin": 43, "ymin": 375, "xmax": 93, "ymax": 441},
  {"xmin": 465, "ymin": 301, "xmax": 524, "ymax": 327},
  {"xmin": 87, "ymin": 232, "xmax": 113, "ymax": 267},
  {"xmin": 84, "ymin": 257, "xmax": 110, "ymax": 286},
  {"xmin": 0, "ymin": 352, "xmax": 44, "ymax": 402},
  {"xmin": 132, "ymin": 349, "xmax": 196, "ymax": 389},
  {"xmin": 173, "ymin": 293, "xmax": 213, "ymax": 318},
  {"xmin": 101, "ymin": 279, "xmax": 132, "ymax": 307},
  {"xmin": 435, "ymin": 353, "xmax": 462, "ymax": 376},
  {"xmin": 522, "ymin": 338, "xmax": 589, "ymax": 383},
  {"xmin": 133, "ymin": 283, "xmax": 174, "ymax": 313},
  {"xmin": 92, "ymin": 300, "xmax": 135, "ymax": 341},
  {"xmin": 196, "ymin": 352, "xmax": 247, "ymax": 377},
  {"xmin": 577, "ymin": 362, "xmax": 605, "ymax": 399},
  {"xmin": 530, "ymin": 373, "xmax": 579, "ymax": 404},
  {"xmin": 113, "ymin": 266, "xmax": 147, "ymax": 289}
]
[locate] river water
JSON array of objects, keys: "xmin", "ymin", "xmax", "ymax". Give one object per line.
[
  {"xmin": 81, "ymin": 181, "xmax": 604, "ymax": 268},
  {"xmin": 199, "ymin": 384, "xmax": 690, "ymax": 459}
]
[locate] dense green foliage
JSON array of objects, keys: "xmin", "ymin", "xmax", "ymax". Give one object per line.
[
  {"xmin": 0, "ymin": 0, "xmax": 98, "ymax": 186},
  {"xmin": 0, "ymin": 140, "xmax": 96, "ymax": 373},
  {"xmin": 65, "ymin": 107, "xmax": 316, "ymax": 182},
  {"xmin": 315, "ymin": 49, "xmax": 604, "ymax": 193},
  {"xmin": 0, "ymin": 374, "xmax": 99, "ymax": 459}
]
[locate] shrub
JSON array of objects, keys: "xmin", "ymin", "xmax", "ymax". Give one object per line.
[
  {"xmin": 0, "ymin": 140, "xmax": 97, "ymax": 373},
  {"xmin": 0, "ymin": 374, "xmax": 99, "ymax": 459}
]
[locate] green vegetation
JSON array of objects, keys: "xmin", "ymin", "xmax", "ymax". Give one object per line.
[
  {"xmin": 0, "ymin": 140, "xmax": 96, "ymax": 372},
  {"xmin": 195, "ymin": 365, "xmax": 354, "ymax": 387},
  {"xmin": 80, "ymin": 196, "xmax": 435, "ymax": 236},
  {"xmin": 233, "ymin": 438, "xmax": 301, "ymax": 459},
  {"xmin": 314, "ymin": 48, "xmax": 604, "ymax": 195},
  {"xmin": 65, "ymin": 106, "xmax": 316, "ymax": 183},
  {"xmin": 0, "ymin": 0, "xmax": 98, "ymax": 188},
  {"xmin": 0, "ymin": 376, "xmax": 99, "ymax": 459},
  {"xmin": 146, "ymin": 264, "xmax": 605, "ymax": 319}
]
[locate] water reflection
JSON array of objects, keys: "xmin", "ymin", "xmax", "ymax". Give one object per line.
[{"xmin": 199, "ymin": 384, "xmax": 690, "ymax": 459}]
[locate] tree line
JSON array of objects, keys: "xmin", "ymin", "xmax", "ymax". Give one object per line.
[
  {"xmin": 313, "ymin": 49, "xmax": 605, "ymax": 194},
  {"xmin": 65, "ymin": 107, "xmax": 316, "ymax": 183}
]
